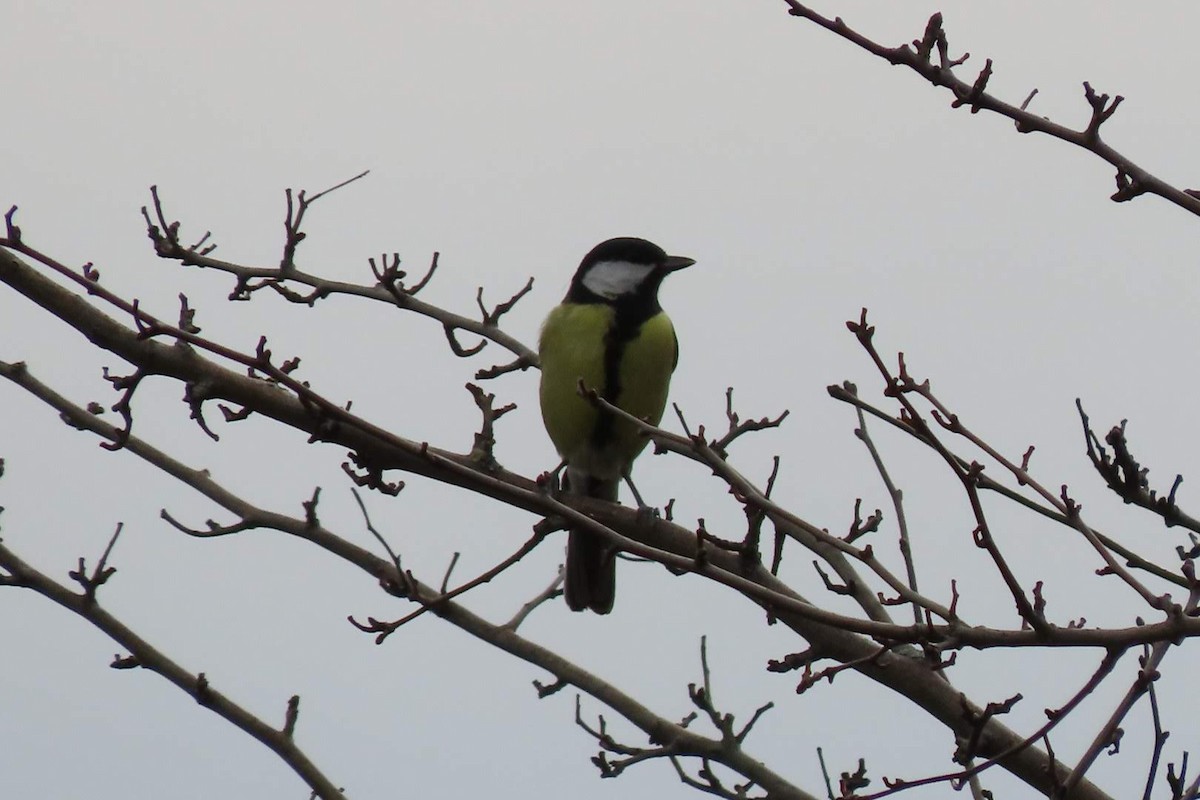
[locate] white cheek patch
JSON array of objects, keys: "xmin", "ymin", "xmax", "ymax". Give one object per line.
[{"xmin": 581, "ymin": 260, "xmax": 655, "ymax": 299}]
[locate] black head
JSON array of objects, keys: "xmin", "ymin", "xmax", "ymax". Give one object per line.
[{"xmin": 565, "ymin": 237, "xmax": 694, "ymax": 306}]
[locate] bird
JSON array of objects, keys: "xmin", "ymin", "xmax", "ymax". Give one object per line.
[{"xmin": 538, "ymin": 236, "xmax": 694, "ymax": 613}]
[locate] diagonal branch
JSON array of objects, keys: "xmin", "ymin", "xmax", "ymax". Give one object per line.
[
  {"xmin": 828, "ymin": 384, "xmax": 1185, "ymax": 589},
  {"xmin": 0, "ymin": 542, "xmax": 343, "ymax": 799},
  {"xmin": 779, "ymin": 4, "xmax": 1200, "ymax": 218},
  {"xmin": 131, "ymin": 189, "xmax": 537, "ymax": 368}
]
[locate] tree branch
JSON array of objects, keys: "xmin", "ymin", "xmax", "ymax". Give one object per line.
[{"xmin": 779, "ymin": 4, "xmax": 1200, "ymax": 218}]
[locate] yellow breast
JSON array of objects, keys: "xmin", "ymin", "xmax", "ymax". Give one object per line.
[{"xmin": 539, "ymin": 303, "xmax": 677, "ymax": 479}]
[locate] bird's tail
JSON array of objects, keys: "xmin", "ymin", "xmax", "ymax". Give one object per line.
[{"xmin": 563, "ymin": 466, "xmax": 618, "ymax": 614}]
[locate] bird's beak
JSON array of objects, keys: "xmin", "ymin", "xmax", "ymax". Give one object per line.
[{"xmin": 663, "ymin": 255, "xmax": 696, "ymax": 272}]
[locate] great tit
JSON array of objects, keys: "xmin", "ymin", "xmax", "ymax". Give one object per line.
[{"xmin": 538, "ymin": 237, "xmax": 694, "ymax": 613}]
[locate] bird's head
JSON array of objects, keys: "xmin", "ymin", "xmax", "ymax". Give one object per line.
[{"xmin": 567, "ymin": 237, "xmax": 694, "ymax": 304}]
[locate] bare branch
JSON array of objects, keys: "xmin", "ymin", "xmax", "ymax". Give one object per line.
[
  {"xmin": 0, "ymin": 541, "xmax": 343, "ymax": 799},
  {"xmin": 1078, "ymin": 401, "xmax": 1200, "ymax": 535},
  {"xmin": 779, "ymin": 4, "xmax": 1200, "ymax": 217},
  {"xmin": 849, "ymin": 384, "xmax": 920, "ymax": 625},
  {"xmin": 134, "ymin": 188, "xmax": 538, "ymax": 366}
]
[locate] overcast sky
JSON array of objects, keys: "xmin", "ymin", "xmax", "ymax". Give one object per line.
[{"xmin": 4, "ymin": 2, "xmax": 1200, "ymax": 798}]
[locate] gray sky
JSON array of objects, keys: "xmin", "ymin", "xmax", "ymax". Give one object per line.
[{"xmin": 4, "ymin": 2, "xmax": 1200, "ymax": 798}]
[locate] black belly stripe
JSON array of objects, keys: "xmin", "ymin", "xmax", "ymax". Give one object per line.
[
  {"xmin": 562, "ymin": 273, "xmax": 666, "ymax": 451},
  {"xmin": 593, "ymin": 320, "xmax": 630, "ymax": 447},
  {"xmin": 592, "ymin": 296, "xmax": 659, "ymax": 449}
]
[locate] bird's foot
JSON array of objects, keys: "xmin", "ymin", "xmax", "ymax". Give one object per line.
[{"xmin": 539, "ymin": 462, "xmax": 568, "ymax": 496}]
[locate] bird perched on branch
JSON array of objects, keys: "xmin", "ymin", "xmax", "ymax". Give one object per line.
[{"xmin": 538, "ymin": 237, "xmax": 694, "ymax": 613}]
